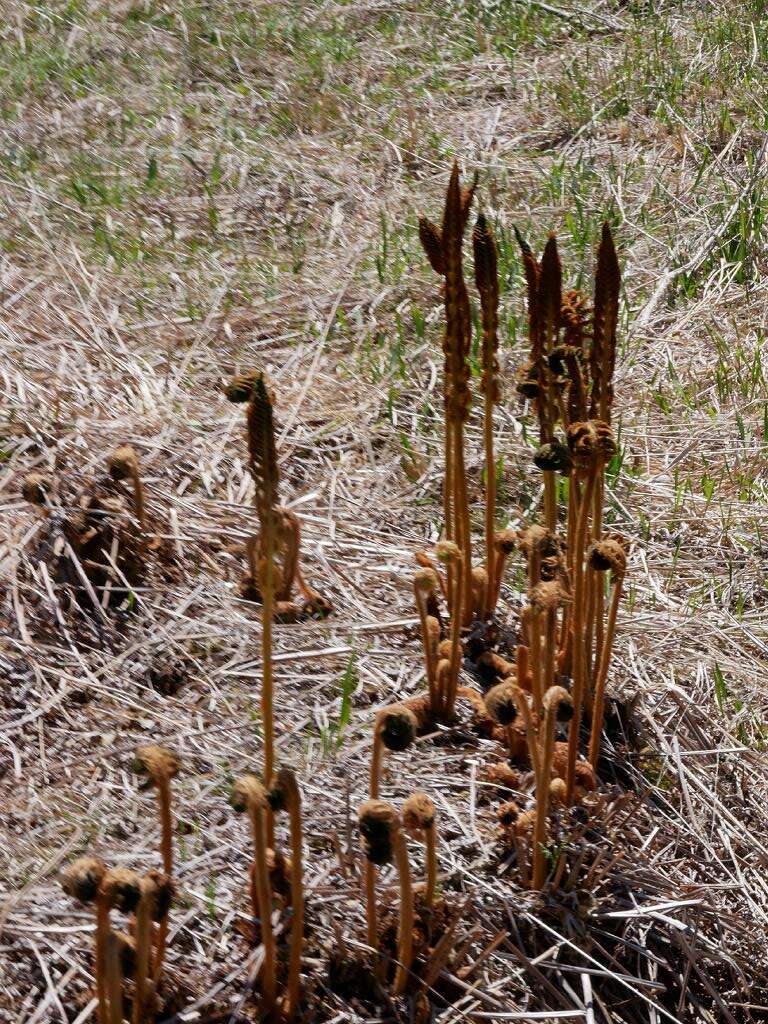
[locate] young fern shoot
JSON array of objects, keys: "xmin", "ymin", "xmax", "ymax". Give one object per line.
[
  {"xmin": 132, "ymin": 744, "xmax": 179, "ymax": 980},
  {"xmin": 231, "ymin": 775, "xmax": 276, "ymax": 1016},
  {"xmin": 402, "ymin": 792, "xmax": 438, "ymax": 907},
  {"xmin": 358, "ymin": 801, "xmax": 414, "ymax": 996},
  {"xmin": 267, "ymin": 769, "xmax": 305, "ymax": 1022},
  {"xmin": 107, "ymin": 445, "xmax": 147, "ymax": 534}
]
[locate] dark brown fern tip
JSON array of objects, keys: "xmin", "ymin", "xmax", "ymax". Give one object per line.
[
  {"xmin": 101, "ymin": 867, "xmax": 142, "ymax": 914},
  {"xmin": 247, "ymin": 372, "xmax": 279, "ymax": 518},
  {"xmin": 539, "ymin": 234, "xmax": 562, "ymax": 330},
  {"xmin": 61, "ymin": 856, "xmax": 106, "ymax": 904},
  {"xmin": 588, "ymin": 538, "xmax": 627, "ymax": 574},
  {"xmin": 566, "ymin": 419, "xmax": 616, "ymax": 467},
  {"xmin": 402, "ymin": 792, "xmax": 436, "ymax": 836},
  {"xmin": 516, "ymin": 524, "xmax": 555, "ymax": 557},
  {"xmin": 497, "ymin": 800, "xmax": 521, "ymax": 830},
  {"xmin": 418, "ymin": 216, "xmax": 445, "ymax": 276},
  {"xmin": 515, "ymin": 360, "xmax": 540, "ymax": 398},
  {"xmin": 359, "ymin": 799, "xmax": 398, "ymax": 864},
  {"xmin": 224, "ymin": 371, "xmax": 261, "ymax": 403},
  {"xmin": 376, "ymin": 704, "xmax": 418, "ymax": 752},
  {"xmin": 543, "ymin": 684, "xmax": 573, "ymax": 722},
  {"xmin": 529, "ymin": 581, "xmax": 565, "ymax": 613},
  {"xmin": 21, "ymin": 472, "xmax": 51, "ymax": 505},
  {"xmin": 533, "ymin": 441, "xmax": 572, "ymax": 475},
  {"xmin": 560, "ymin": 290, "xmax": 590, "ymax": 349},
  {"xmin": 145, "ymin": 870, "xmax": 175, "ymax": 922},
  {"xmin": 494, "ymin": 528, "xmax": 518, "ymax": 555},
  {"xmin": 107, "ymin": 444, "xmax": 139, "ymax": 481},
  {"xmin": 230, "ymin": 774, "xmax": 268, "ymax": 814},
  {"xmin": 473, "ymin": 213, "xmax": 498, "ymax": 297},
  {"xmin": 132, "ymin": 745, "xmax": 180, "ymax": 788},
  {"xmin": 484, "ymin": 682, "xmax": 518, "ymax": 726},
  {"xmin": 590, "ymin": 222, "xmax": 621, "ymax": 420},
  {"xmin": 513, "ymin": 224, "xmax": 533, "ymax": 257},
  {"xmin": 266, "ymin": 766, "xmax": 299, "ymax": 813},
  {"xmin": 460, "ymin": 171, "xmax": 479, "ymax": 232},
  {"xmin": 547, "ymin": 344, "xmax": 569, "ymax": 378}
]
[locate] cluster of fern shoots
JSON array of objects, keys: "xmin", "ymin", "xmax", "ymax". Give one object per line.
[
  {"xmin": 59, "ymin": 164, "xmax": 628, "ymax": 1017},
  {"xmin": 371, "ymin": 164, "xmax": 627, "ymax": 903}
]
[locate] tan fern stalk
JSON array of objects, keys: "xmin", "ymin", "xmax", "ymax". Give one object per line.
[
  {"xmin": 402, "ymin": 793, "xmax": 438, "ymax": 907},
  {"xmin": 587, "ymin": 540, "xmax": 627, "ymax": 769},
  {"xmin": 132, "ymin": 745, "xmax": 179, "ymax": 981},
  {"xmin": 366, "ymin": 704, "xmax": 417, "ymax": 952},
  {"xmin": 370, "ymin": 704, "xmax": 418, "ymax": 799},
  {"xmin": 132, "ymin": 875, "xmax": 157, "ymax": 1024},
  {"xmin": 105, "ymin": 931, "xmax": 124, "ymax": 1024},
  {"xmin": 473, "ymin": 213, "xmax": 500, "ymax": 617},
  {"xmin": 532, "ymin": 687, "xmax": 572, "ymax": 889},
  {"xmin": 61, "ymin": 857, "xmax": 107, "ymax": 1023},
  {"xmin": 268, "ymin": 769, "xmax": 305, "ymax": 1021},
  {"xmin": 132, "ymin": 751, "xmax": 175, "ymax": 994},
  {"xmin": 564, "ymin": 422, "xmax": 615, "ymax": 801},
  {"xmin": 231, "ymin": 776, "xmax": 276, "ymax": 1015},
  {"xmin": 93, "ymin": 869, "xmax": 140, "ymax": 1024},
  {"xmin": 564, "ymin": 459, "xmax": 596, "ymax": 804},
  {"xmin": 436, "ymin": 540, "xmax": 463, "ymax": 718},
  {"xmin": 358, "ymin": 799, "xmax": 396, "ymax": 960},
  {"xmin": 359, "ymin": 802, "xmax": 415, "ymax": 996},
  {"xmin": 247, "ymin": 374, "xmax": 279, "ymax": 807},
  {"xmin": 489, "ymin": 528, "xmax": 517, "ymax": 613},
  {"xmin": 413, "ymin": 569, "xmax": 440, "ymax": 708},
  {"xmin": 391, "ymin": 820, "xmax": 415, "ymax": 996}
]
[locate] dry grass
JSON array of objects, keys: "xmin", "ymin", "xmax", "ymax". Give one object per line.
[{"xmin": 3, "ymin": 1, "xmax": 768, "ymax": 1021}]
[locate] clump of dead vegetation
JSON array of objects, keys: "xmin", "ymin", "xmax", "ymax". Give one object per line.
[{"xmin": 19, "ymin": 446, "xmax": 155, "ymax": 614}]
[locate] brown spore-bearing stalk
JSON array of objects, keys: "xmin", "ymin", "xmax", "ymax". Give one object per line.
[
  {"xmin": 589, "ymin": 224, "xmax": 621, "ymax": 425},
  {"xmin": 532, "ymin": 686, "xmax": 573, "ymax": 889},
  {"xmin": 587, "ymin": 538, "xmax": 628, "ymax": 770},
  {"xmin": 589, "ymin": 226, "xmax": 621, "ymax": 674},
  {"xmin": 418, "ymin": 164, "xmax": 475, "ymax": 626},
  {"xmin": 246, "ymin": 373, "xmax": 279, "ymax": 804},
  {"xmin": 107, "ymin": 445, "xmax": 147, "ymax": 534},
  {"xmin": 538, "ymin": 236, "xmax": 563, "ymax": 532},
  {"xmin": 231, "ymin": 775, "xmax": 276, "ymax": 1015},
  {"xmin": 473, "ymin": 212, "xmax": 501, "ymax": 618},
  {"xmin": 132, "ymin": 744, "xmax": 179, "ymax": 981},
  {"xmin": 402, "ymin": 792, "xmax": 438, "ymax": 907},
  {"xmin": 442, "ymin": 165, "xmax": 474, "ymax": 627},
  {"xmin": 267, "ymin": 769, "xmax": 305, "ymax": 1021}
]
